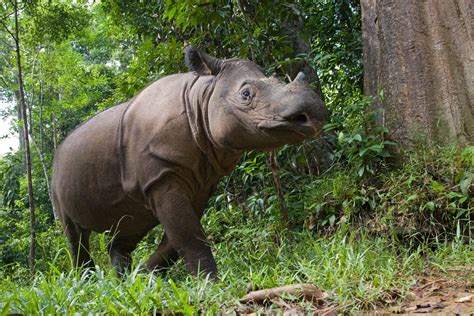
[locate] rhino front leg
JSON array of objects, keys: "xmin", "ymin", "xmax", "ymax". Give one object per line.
[
  {"xmin": 146, "ymin": 234, "xmax": 179, "ymax": 271},
  {"xmin": 108, "ymin": 234, "xmax": 144, "ymax": 276},
  {"xmin": 148, "ymin": 183, "xmax": 217, "ymax": 278}
]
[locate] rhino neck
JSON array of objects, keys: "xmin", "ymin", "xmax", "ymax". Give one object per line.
[{"xmin": 183, "ymin": 74, "xmax": 242, "ymax": 176}]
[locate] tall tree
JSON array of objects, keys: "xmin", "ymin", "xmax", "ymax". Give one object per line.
[
  {"xmin": 0, "ymin": 0, "xmax": 37, "ymax": 271},
  {"xmin": 361, "ymin": 0, "xmax": 473, "ymax": 146}
]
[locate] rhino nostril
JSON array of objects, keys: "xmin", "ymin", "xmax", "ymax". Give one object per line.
[{"xmin": 290, "ymin": 113, "xmax": 308, "ymax": 123}]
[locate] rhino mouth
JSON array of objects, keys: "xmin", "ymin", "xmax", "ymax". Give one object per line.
[{"xmin": 257, "ymin": 114, "xmax": 321, "ymax": 137}]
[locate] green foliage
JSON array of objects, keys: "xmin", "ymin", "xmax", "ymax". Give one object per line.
[
  {"xmin": 458, "ymin": 146, "xmax": 474, "ymax": 195},
  {"xmin": 300, "ymin": 146, "xmax": 473, "ymax": 238},
  {"xmin": 325, "ymin": 95, "xmax": 395, "ymax": 177},
  {"xmin": 305, "ymin": 0, "xmax": 362, "ymax": 98},
  {"xmin": 0, "ymin": 151, "xmax": 60, "ymax": 271},
  {"xmin": 0, "ymin": 152, "xmax": 22, "ymax": 208},
  {"xmin": 0, "ymin": 153, "xmax": 29, "ymax": 269},
  {"xmin": 24, "ymin": 1, "xmax": 91, "ymax": 45}
]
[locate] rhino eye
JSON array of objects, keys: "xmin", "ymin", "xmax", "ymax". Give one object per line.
[{"xmin": 240, "ymin": 88, "xmax": 252, "ymax": 101}]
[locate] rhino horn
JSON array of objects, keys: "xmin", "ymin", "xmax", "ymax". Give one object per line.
[
  {"xmin": 185, "ymin": 46, "xmax": 223, "ymax": 76},
  {"xmin": 293, "ymin": 71, "xmax": 306, "ymax": 83}
]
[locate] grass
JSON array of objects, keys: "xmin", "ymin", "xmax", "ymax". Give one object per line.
[{"xmin": 1, "ymin": 205, "xmax": 472, "ymax": 314}]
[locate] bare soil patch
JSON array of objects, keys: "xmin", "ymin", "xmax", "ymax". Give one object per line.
[{"xmin": 374, "ymin": 266, "xmax": 474, "ymax": 315}]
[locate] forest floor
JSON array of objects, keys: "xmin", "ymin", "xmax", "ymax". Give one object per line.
[
  {"xmin": 1, "ymin": 237, "xmax": 472, "ymax": 315},
  {"xmin": 235, "ymin": 267, "xmax": 474, "ymax": 315},
  {"xmin": 1, "ymin": 216, "xmax": 472, "ymax": 314}
]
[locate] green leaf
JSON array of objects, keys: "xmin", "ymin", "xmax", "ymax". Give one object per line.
[
  {"xmin": 358, "ymin": 166, "xmax": 365, "ymax": 177},
  {"xmin": 459, "ymin": 174, "xmax": 473, "ymax": 195},
  {"xmin": 431, "ymin": 180, "xmax": 445, "ymax": 192},
  {"xmin": 338, "ymin": 131, "xmax": 345, "ymax": 143},
  {"xmin": 368, "ymin": 144, "xmax": 382, "ymax": 152},
  {"xmin": 380, "ymin": 150, "xmax": 392, "ymax": 157},
  {"xmin": 425, "ymin": 201, "xmax": 435, "ymax": 211},
  {"xmin": 461, "ymin": 146, "xmax": 474, "ymax": 166},
  {"xmin": 359, "ymin": 148, "xmax": 368, "ymax": 156},
  {"xmin": 1, "ymin": 299, "xmax": 11, "ymax": 316}
]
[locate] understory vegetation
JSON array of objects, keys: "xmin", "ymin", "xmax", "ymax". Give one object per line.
[
  {"xmin": 1, "ymin": 144, "xmax": 472, "ymax": 314},
  {"xmin": 0, "ymin": 0, "xmax": 472, "ymax": 314},
  {"xmin": 0, "ymin": 229, "xmax": 472, "ymax": 314}
]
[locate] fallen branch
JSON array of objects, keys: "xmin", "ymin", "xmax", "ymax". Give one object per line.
[{"xmin": 240, "ymin": 283, "xmax": 325, "ymax": 304}]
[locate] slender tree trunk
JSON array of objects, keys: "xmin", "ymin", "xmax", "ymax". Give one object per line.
[
  {"xmin": 268, "ymin": 151, "xmax": 289, "ymax": 227},
  {"xmin": 14, "ymin": 89, "xmax": 25, "ymax": 157},
  {"xmin": 51, "ymin": 113, "xmax": 57, "ymax": 150},
  {"xmin": 29, "ymin": 134, "xmax": 55, "ymax": 218},
  {"xmin": 13, "ymin": 0, "xmax": 36, "ymax": 272},
  {"xmin": 39, "ymin": 74, "xmax": 44, "ymax": 152},
  {"xmin": 361, "ymin": 0, "xmax": 474, "ymax": 146}
]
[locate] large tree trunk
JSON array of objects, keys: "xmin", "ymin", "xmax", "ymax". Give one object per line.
[{"xmin": 361, "ymin": 0, "xmax": 473, "ymax": 146}]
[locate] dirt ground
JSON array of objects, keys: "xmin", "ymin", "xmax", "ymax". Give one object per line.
[{"xmin": 374, "ymin": 266, "xmax": 474, "ymax": 315}]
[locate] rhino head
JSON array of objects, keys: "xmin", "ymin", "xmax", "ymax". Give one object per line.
[{"xmin": 185, "ymin": 47, "xmax": 329, "ymax": 151}]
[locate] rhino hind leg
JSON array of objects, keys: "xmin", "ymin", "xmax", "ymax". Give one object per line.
[
  {"xmin": 62, "ymin": 216, "xmax": 94, "ymax": 269},
  {"xmin": 108, "ymin": 234, "xmax": 144, "ymax": 275},
  {"xmin": 145, "ymin": 234, "xmax": 179, "ymax": 272}
]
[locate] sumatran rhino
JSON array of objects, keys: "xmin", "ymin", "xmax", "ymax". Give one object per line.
[{"xmin": 52, "ymin": 47, "xmax": 329, "ymax": 278}]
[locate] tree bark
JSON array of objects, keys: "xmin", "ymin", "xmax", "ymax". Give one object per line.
[
  {"xmin": 13, "ymin": 0, "xmax": 36, "ymax": 273},
  {"xmin": 361, "ymin": 0, "xmax": 474, "ymax": 146},
  {"xmin": 51, "ymin": 113, "xmax": 57, "ymax": 150},
  {"xmin": 268, "ymin": 151, "xmax": 289, "ymax": 227},
  {"xmin": 14, "ymin": 89, "xmax": 26, "ymax": 156}
]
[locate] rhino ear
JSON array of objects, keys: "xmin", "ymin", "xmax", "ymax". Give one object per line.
[{"xmin": 185, "ymin": 46, "xmax": 223, "ymax": 76}]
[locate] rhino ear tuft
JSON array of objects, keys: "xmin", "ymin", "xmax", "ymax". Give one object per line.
[{"xmin": 185, "ymin": 46, "xmax": 223, "ymax": 76}]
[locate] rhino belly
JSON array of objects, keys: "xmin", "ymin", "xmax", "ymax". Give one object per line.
[{"xmin": 65, "ymin": 193, "xmax": 158, "ymax": 236}]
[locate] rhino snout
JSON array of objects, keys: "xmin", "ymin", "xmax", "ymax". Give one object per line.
[
  {"xmin": 287, "ymin": 72, "xmax": 329, "ymax": 124},
  {"xmin": 281, "ymin": 98, "xmax": 329, "ymax": 125}
]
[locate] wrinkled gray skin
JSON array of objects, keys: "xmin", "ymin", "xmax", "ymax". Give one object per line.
[{"xmin": 52, "ymin": 47, "xmax": 328, "ymax": 278}]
